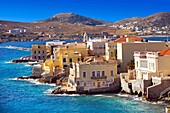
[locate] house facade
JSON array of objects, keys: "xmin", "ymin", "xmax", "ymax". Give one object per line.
[
  {"xmin": 32, "ymin": 44, "xmax": 47, "ymax": 61},
  {"xmin": 68, "ymin": 60, "xmax": 118, "ymax": 92}
]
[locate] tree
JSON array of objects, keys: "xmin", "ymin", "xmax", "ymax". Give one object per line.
[{"xmin": 126, "ymin": 60, "xmax": 135, "ymax": 70}]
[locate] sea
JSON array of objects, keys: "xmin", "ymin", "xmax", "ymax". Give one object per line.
[{"xmin": 0, "ymin": 37, "xmax": 169, "ymax": 113}]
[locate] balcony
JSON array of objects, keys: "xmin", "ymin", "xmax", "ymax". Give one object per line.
[{"xmin": 91, "ymin": 76, "xmax": 107, "ymax": 79}]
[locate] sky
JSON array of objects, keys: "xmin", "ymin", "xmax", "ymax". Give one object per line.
[{"xmin": 0, "ymin": 0, "xmax": 170, "ymax": 22}]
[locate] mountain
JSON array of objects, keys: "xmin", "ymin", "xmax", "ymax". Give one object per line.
[
  {"xmin": 113, "ymin": 12, "xmax": 170, "ymax": 28},
  {"xmin": 41, "ymin": 12, "xmax": 109, "ymax": 26}
]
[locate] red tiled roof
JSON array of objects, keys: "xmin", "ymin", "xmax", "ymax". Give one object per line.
[
  {"xmin": 159, "ymin": 48, "xmax": 170, "ymax": 56},
  {"xmin": 114, "ymin": 36, "xmax": 142, "ymax": 42}
]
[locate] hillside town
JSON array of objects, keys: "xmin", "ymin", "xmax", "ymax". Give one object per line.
[{"xmin": 16, "ymin": 33, "xmax": 170, "ymax": 102}]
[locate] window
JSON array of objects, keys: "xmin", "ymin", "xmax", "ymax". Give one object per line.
[
  {"xmin": 34, "ymin": 51, "xmax": 36, "ymax": 54},
  {"xmin": 93, "ymin": 82, "xmax": 95, "ymax": 86},
  {"xmin": 42, "ymin": 51, "xmax": 44, "ymax": 54},
  {"xmin": 69, "ymin": 58, "xmax": 72, "ymax": 63},
  {"xmin": 83, "ymin": 72, "xmax": 86, "ymax": 78},
  {"xmin": 97, "ymin": 71, "xmax": 100, "ymax": 77},
  {"xmin": 38, "ymin": 56, "xmax": 41, "ymax": 60},
  {"xmin": 38, "ymin": 51, "xmax": 40, "ymax": 54},
  {"xmin": 111, "ymin": 70, "xmax": 114, "ymax": 76},
  {"xmin": 63, "ymin": 65, "xmax": 67, "ymax": 68},
  {"xmin": 84, "ymin": 82, "xmax": 86, "ymax": 86},
  {"xmin": 140, "ymin": 60, "xmax": 147, "ymax": 68},
  {"xmin": 111, "ymin": 52, "xmax": 114, "ymax": 57},
  {"xmin": 102, "ymin": 71, "xmax": 105, "ymax": 76},
  {"xmin": 34, "ymin": 56, "xmax": 36, "ymax": 59},
  {"xmin": 78, "ymin": 58, "xmax": 80, "ymax": 62},
  {"xmin": 63, "ymin": 58, "xmax": 66, "ymax": 62},
  {"xmin": 92, "ymin": 71, "xmax": 95, "ymax": 77},
  {"xmin": 102, "ymin": 82, "xmax": 105, "ymax": 86},
  {"xmin": 136, "ymin": 61, "xmax": 138, "ymax": 68},
  {"xmin": 77, "ymin": 81, "xmax": 80, "ymax": 86},
  {"xmin": 42, "ymin": 56, "xmax": 45, "ymax": 58}
]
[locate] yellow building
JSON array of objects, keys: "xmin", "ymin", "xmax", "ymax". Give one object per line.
[
  {"xmin": 31, "ymin": 44, "xmax": 47, "ymax": 61},
  {"xmin": 68, "ymin": 60, "xmax": 117, "ymax": 91},
  {"xmin": 53, "ymin": 42, "xmax": 88, "ymax": 68},
  {"xmin": 42, "ymin": 59, "xmax": 63, "ymax": 76}
]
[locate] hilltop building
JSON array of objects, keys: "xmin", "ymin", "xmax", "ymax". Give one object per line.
[{"xmin": 9, "ymin": 28, "xmax": 27, "ymax": 33}]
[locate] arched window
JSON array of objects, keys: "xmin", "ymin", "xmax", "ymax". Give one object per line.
[{"xmin": 63, "ymin": 58, "xmax": 66, "ymax": 62}]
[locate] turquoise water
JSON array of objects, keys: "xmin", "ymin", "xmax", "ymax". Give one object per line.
[{"xmin": 0, "ymin": 40, "xmax": 167, "ymax": 113}]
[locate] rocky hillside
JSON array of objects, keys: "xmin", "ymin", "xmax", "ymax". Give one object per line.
[
  {"xmin": 41, "ymin": 12, "xmax": 108, "ymax": 26},
  {"xmin": 114, "ymin": 12, "xmax": 170, "ymax": 28}
]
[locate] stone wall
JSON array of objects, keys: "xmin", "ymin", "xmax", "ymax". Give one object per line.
[{"xmin": 147, "ymin": 79, "xmax": 170, "ymax": 101}]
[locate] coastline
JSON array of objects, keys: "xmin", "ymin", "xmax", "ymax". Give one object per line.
[{"xmin": 9, "ymin": 76, "xmax": 168, "ymax": 107}]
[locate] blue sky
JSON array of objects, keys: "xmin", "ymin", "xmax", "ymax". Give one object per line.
[{"xmin": 0, "ymin": 0, "xmax": 170, "ymax": 22}]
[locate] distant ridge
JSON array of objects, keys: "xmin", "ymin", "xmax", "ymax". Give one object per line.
[{"xmin": 40, "ymin": 12, "xmax": 109, "ymax": 26}]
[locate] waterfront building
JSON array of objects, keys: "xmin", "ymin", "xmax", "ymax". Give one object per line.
[
  {"xmin": 120, "ymin": 49, "xmax": 170, "ymax": 100},
  {"xmin": 46, "ymin": 40, "xmax": 66, "ymax": 56},
  {"xmin": 52, "ymin": 42, "xmax": 88, "ymax": 68},
  {"xmin": 87, "ymin": 38, "xmax": 107, "ymax": 56},
  {"xmin": 134, "ymin": 50, "xmax": 170, "ymax": 80},
  {"xmin": 117, "ymin": 41, "xmax": 169, "ymax": 72},
  {"xmin": 42, "ymin": 59, "xmax": 63, "ymax": 76},
  {"xmin": 105, "ymin": 35, "xmax": 142, "ymax": 64},
  {"xmin": 68, "ymin": 59, "xmax": 120, "ymax": 93},
  {"xmin": 31, "ymin": 44, "xmax": 47, "ymax": 61}
]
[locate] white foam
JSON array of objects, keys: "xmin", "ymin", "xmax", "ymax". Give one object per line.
[
  {"xmin": 103, "ymin": 95, "xmax": 113, "ymax": 98},
  {"xmin": 9, "ymin": 77, "xmax": 56, "ymax": 86},
  {"xmin": 24, "ymin": 64, "xmax": 32, "ymax": 67},
  {"xmin": 5, "ymin": 61, "xmax": 13, "ymax": 64},
  {"xmin": 93, "ymin": 94, "xmax": 103, "ymax": 97},
  {"xmin": 44, "ymin": 88, "xmax": 56, "ymax": 94},
  {"xmin": 115, "ymin": 93, "xmax": 129, "ymax": 98},
  {"xmin": 52, "ymin": 93, "xmax": 80, "ymax": 97},
  {"xmin": 133, "ymin": 97, "xmax": 143, "ymax": 101},
  {"xmin": 8, "ymin": 78, "xmax": 18, "ymax": 80}
]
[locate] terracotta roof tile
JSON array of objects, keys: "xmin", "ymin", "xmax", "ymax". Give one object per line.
[
  {"xmin": 114, "ymin": 36, "xmax": 142, "ymax": 42},
  {"xmin": 159, "ymin": 48, "xmax": 170, "ymax": 56}
]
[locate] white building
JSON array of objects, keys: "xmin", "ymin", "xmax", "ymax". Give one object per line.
[
  {"xmin": 9, "ymin": 29, "xmax": 27, "ymax": 33},
  {"xmin": 46, "ymin": 40, "xmax": 66, "ymax": 47},
  {"xmin": 87, "ymin": 38, "xmax": 108, "ymax": 56},
  {"xmin": 134, "ymin": 49, "xmax": 170, "ymax": 80}
]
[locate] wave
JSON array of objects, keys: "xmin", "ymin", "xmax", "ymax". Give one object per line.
[
  {"xmin": 5, "ymin": 61, "xmax": 13, "ymax": 64},
  {"xmin": 8, "ymin": 78, "xmax": 18, "ymax": 80},
  {"xmin": 24, "ymin": 64, "xmax": 32, "ymax": 67},
  {"xmin": 44, "ymin": 88, "xmax": 56, "ymax": 94},
  {"xmin": 51, "ymin": 93, "xmax": 80, "ymax": 97},
  {"xmin": 9, "ymin": 77, "xmax": 56, "ymax": 86},
  {"xmin": 115, "ymin": 93, "xmax": 129, "ymax": 98}
]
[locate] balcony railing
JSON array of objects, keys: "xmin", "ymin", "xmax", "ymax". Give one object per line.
[{"xmin": 91, "ymin": 76, "xmax": 107, "ymax": 79}]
